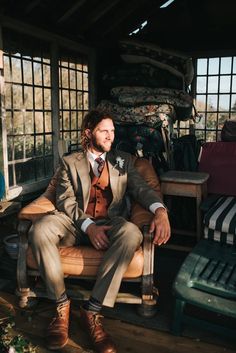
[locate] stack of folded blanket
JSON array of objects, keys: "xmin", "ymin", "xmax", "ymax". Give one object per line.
[{"xmin": 97, "ymin": 40, "xmax": 194, "ymax": 173}]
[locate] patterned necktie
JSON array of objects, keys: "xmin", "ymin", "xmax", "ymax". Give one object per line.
[{"xmin": 95, "ymin": 157, "xmax": 105, "ymax": 175}]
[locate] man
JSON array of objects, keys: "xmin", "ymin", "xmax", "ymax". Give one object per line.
[{"xmin": 29, "ymin": 110, "xmax": 171, "ymax": 353}]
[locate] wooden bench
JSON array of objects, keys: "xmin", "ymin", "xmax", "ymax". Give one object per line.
[{"xmin": 172, "ymin": 142, "xmax": 236, "ymax": 338}]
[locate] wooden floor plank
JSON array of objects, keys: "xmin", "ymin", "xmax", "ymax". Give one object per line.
[{"xmin": 1, "ymin": 291, "xmax": 235, "ymax": 353}]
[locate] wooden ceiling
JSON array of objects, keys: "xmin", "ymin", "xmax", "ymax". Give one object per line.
[{"xmin": 1, "ymin": 0, "xmax": 236, "ymax": 54}]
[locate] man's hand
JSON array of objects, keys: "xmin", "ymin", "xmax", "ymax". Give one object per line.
[
  {"xmin": 86, "ymin": 223, "xmax": 112, "ymax": 250},
  {"xmin": 149, "ymin": 207, "xmax": 171, "ymax": 246}
]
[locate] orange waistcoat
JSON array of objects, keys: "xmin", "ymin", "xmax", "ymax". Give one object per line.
[{"xmin": 85, "ymin": 161, "xmax": 113, "ymax": 219}]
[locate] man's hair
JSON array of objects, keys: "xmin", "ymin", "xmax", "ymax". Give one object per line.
[{"xmin": 81, "ymin": 109, "xmax": 114, "ymax": 149}]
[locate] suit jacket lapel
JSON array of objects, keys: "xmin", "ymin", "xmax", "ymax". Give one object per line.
[{"xmin": 74, "ymin": 153, "xmax": 91, "ymax": 210}]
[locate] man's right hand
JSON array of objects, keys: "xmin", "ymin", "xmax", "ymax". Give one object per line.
[{"xmin": 86, "ymin": 223, "xmax": 112, "ymax": 250}]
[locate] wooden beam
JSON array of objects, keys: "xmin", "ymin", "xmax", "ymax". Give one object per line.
[
  {"xmin": 101, "ymin": 0, "xmax": 158, "ymax": 38},
  {"xmin": 101, "ymin": 0, "xmax": 146, "ymax": 37},
  {"xmin": 78, "ymin": 0, "xmax": 121, "ymax": 33},
  {"xmin": 57, "ymin": 0, "xmax": 87, "ymax": 24},
  {"xmin": 0, "ymin": 14, "xmax": 91, "ymax": 55},
  {"xmin": 24, "ymin": 0, "xmax": 42, "ymax": 15}
]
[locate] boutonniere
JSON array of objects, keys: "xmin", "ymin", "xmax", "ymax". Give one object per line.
[{"xmin": 113, "ymin": 156, "xmax": 125, "ymax": 170}]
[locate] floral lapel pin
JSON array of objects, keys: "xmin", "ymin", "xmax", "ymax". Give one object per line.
[{"xmin": 113, "ymin": 156, "xmax": 125, "ymax": 171}]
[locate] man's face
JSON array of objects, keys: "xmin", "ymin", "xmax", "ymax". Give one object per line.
[{"xmin": 87, "ymin": 118, "xmax": 115, "ymax": 154}]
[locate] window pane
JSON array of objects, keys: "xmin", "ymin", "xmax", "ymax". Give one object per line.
[
  {"xmin": 43, "ymin": 64, "xmax": 51, "ymax": 86},
  {"xmin": 220, "ymin": 57, "xmax": 232, "ymax": 74},
  {"xmin": 231, "ymin": 95, "xmax": 236, "ymax": 110},
  {"xmin": 45, "ymin": 135, "xmax": 52, "ymax": 155},
  {"xmin": 206, "ymin": 131, "xmax": 216, "ymax": 141},
  {"xmin": 23, "ymin": 60, "xmax": 32, "ymax": 84},
  {"xmin": 34, "ymin": 62, "xmax": 42, "ymax": 85},
  {"xmin": 61, "ymin": 68, "xmax": 69, "ymax": 88},
  {"xmin": 206, "ymin": 112, "xmax": 217, "ymax": 129},
  {"xmin": 208, "ymin": 58, "xmax": 219, "ymax": 75},
  {"xmin": 35, "ymin": 87, "xmax": 43, "ymax": 109},
  {"xmin": 62, "ymin": 89, "xmax": 69, "ymax": 109},
  {"xmin": 197, "ymin": 77, "xmax": 207, "ymax": 93},
  {"xmin": 77, "ymin": 91, "xmax": 83, "ymax": 108},
  {"xmin": 233, "ymin": 57, "xmax": 236, "ymax": 74},
  {"xmin": 13, "ymin": 85, "xmax": 23, "ymax": 107},
  {"xmin": 69, "ymin": 70, "xmax": 76, "ymax": 89},
  {"xmin": 35, "ymin": 135, "xmax": 44, "ymax": 156},
  {"xmin": 7, "ymin": 136, "xmax": 13, "ymax": 161},
  {"xmin": 12, "ymin": 57, "xmax": 22, "ymax": 83},
  {"xmin": 83, "ymin": 72, "xmax": 88, "ymax": 90},
  {"xmin": 16, "ymin": 160, "xmax": 36, "ymax": 184},
  {"xmin": 71, "ymin": 112, "xmax": 77, "ymax": 130},
  {"xmin": 5, "ymin": 83, "xmax": 12, "ymax": 109},
  {"xmin": 26, "ymin": 136, "xmax": 34, "ymax": 158},
  {"xmin": 208, "ymin": 76, "xmax": 218, "ymax": 93},
  {"xmin": 13, "ymin": 112, "xmax": 24, "ymax": 134},
  {"xmin": 197, "ymin": 59, "xmax": 207, "ymax": 75},
  {"xmin": 44, "ymin": 88, "xmax": 51, "ymax": 110},
  {"xmin": 24, "ymin": 86, "xmax": 33, "ymax": 109},
  {"xmin": 35, "ymin": 111, "xmax": 44, "ymax": 133},
  {"xmin": 219, "ymin": 76, "xmax": 231, "ymax": 93},
  {"xmin": 45, "ymin": 112, "xmax": 52, "ymax": 132},
  {"xmin": 83, "ymin": 92, "xmax": 89, "ymax": 109},
  {"xmin": 14, "ymin": 136, "xmax": 24, "ymax": 160},
  {"xmin": 232, "ymin": 75, "xmax": 236, "ymax": 91},
  {"xmin": 4, "ymin": 55, "xmax": 11, "ymax": 81},
  {"xmin": 196, "ymin": 95, "xmax": 206, "ymax": 111},
  {"xmin": 25, "ymin": 112, "xmax": 34, "ymax": 134},
  {"xmin": 207, "ymin": 95, "xmax": 218, "ymax": 110},
  {"xmin": 70, "ymin": 91, "xmax": 77, "ymax": 109},
  {"xmin": 77, "ymin": 71, "xmax": 83, "ymax": 90},
  {"xmin": 195, "ymin": 114, "xmax": 205, "ymax": 129},
  {"xmin": 6, "ymin": 112, "xmax": 13, "ymax": 134},
  {"xmin": 219, "ymin": 94, "xmax": 230, "ymax": 111}
]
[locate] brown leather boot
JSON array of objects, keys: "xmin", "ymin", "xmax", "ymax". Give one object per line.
[
  {"xmin": 46, "ymin": 300, "xmax": 70, "ymax": 350},
  {"xmin": 80, "ymin": 307, "xmax": 117, "ymax": 353}
]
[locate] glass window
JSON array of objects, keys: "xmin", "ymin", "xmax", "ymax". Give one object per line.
[
  {"xmin": 3, "ymin": 37, "xmax": 53, "ymax": 188},
  {"xmin": 59, "ymin": 53, "xmax": 89, "ymax": 145},
  {"xmin": 194, "ymin": 56, "xmax": 236, "ymax": 142}
]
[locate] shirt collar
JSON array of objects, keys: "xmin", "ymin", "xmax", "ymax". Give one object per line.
[{"xmin": 87, "ymin": 150, "xmax": 106, "ymax": 164}]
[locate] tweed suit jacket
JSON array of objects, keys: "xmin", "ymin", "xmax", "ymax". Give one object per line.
[{"xmin": 56, "ymin": 149, "xmax": 163, "ymax": 230}]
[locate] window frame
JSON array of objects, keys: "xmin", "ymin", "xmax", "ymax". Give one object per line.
[{"xmin": 0, "ymin": 20, "xmax": 95, "ymax": 201}]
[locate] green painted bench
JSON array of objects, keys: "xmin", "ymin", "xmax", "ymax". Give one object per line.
[{"xmin": 172, "ymin": 239, "xmax": 236, "ymax": 337}]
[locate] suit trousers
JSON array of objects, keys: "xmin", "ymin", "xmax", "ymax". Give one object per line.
[{"xmin": 28, "ymin": 211, "xmax": 143, "ymax": 307}]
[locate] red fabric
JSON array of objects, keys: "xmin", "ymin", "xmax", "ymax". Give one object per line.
[{"xmin": 198, "ymin": 142, "xmax": 236, "ymax": 196}]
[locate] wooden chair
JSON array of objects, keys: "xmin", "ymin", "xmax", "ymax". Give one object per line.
[{"xmin": 16, "ymin": 157, "xmax": 162, "ymax": 317}]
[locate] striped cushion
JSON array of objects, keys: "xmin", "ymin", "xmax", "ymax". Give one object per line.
[
  {"xmin": 203, "ymin": 196, "xmax": 236, "ymax": 245},
  {"xmin": 204, "ymin": 227, "xmax": 235, "ymax": 245}
]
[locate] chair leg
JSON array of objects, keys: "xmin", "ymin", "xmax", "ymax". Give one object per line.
[
  {"xmin": 138, "ymin": 226, "xmax": 157, "ymax": 317},
  {"xmin": 137, "ymin": 298, "xmax": 157, "ymax": 317},
  {"xmin": 171, "ymin": 298, "xmax": 185, "ymax": 335},
  {"xmin": 16, "ymin": 221, "xmax": 32, "ymax": 308}
]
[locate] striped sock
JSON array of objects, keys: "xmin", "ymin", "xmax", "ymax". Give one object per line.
[
  {"xmin": 56, "ymin": 291, "xmax": 69, "ymax": 305},
  {"xmin": 83, "ymin": 296, "xmax": 102, "ymax": 313}
]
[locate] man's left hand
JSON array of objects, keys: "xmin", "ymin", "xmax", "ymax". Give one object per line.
[{"xmin": 149, "ymin": 207, "xmax": 171, "ymax": 246}]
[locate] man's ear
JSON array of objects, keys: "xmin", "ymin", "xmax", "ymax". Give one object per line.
[{"xmin": 85, "ymin": 129, "xmax": 91, "ymax": 138}]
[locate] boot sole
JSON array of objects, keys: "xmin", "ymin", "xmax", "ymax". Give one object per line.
[{"xmin": 47, "ymin": 337, "xmax": 68, "ymax": 350}]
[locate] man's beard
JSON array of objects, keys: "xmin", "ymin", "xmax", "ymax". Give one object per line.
[{"xmin": 90, "ymin": 134, "xmax": 113, "ymax": 152}]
